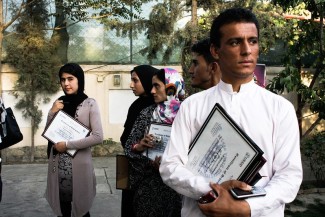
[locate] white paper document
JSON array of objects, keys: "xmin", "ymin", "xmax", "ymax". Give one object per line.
[
  {"xmin": 42, "ymin": 110, "xmax": 90, "ymax": 157},
  {"xmin": 146, "ymin": 123, "xmax": 172, "ymax": 160},
  {"xmin": 187, "ymin": 103, "xmax": 265, "ymax": 184}
]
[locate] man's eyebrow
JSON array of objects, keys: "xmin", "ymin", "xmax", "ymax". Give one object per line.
[
  {"xmin": 227, "ymin": 36, "xmax": 258, "ymax": 42},
  {"xmin": 227, "ymin": 37, "xmax": 243, "ymax": 41}
]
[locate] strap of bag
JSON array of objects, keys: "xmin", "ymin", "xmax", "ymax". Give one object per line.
[
  {"xmin": 0, "ymin": 156, "xmax": 2, "ymax": 174},
  {"xmin": 0, "ymin": 98, "xmax": 6, "ymax": 141}
]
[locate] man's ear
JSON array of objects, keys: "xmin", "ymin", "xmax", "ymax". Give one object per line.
[
  {"xmin": 210, "ymin": 44, "xmax": 219, "ymax": 60},
  {"xmin": 211, "ymin": 62, "xmax": 219, "ymax": 73}
]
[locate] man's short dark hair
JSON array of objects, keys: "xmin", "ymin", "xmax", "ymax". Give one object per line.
[
  {"xmin": 210, "ymin": 8, "xmax": 260, "ymax": 48},
  {"xmin": 191, "ymin": 38, "xmax": 215, "ymax": 64}
]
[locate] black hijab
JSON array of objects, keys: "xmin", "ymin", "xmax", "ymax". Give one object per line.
[
  {"xmin": 47, "ymin": 63, "xmax": 88, "ymax": 158},
  {"xmin": 58, "ymin": 63, "xmax": 88, "ymax": 117},
  {"xmin": 120, "ymin": 65, "xmax": 159, "ymax": 147}
]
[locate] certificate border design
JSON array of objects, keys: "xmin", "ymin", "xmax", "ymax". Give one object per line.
[
  {"xmin": 188, "ymin": 103, "xmax": 266, "ymax": 184},
  {"xmin": 42, "ymin": 110, "xmax": 91, "ymax": 157}
]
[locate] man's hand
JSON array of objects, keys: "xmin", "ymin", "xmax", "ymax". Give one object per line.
[
  {"xmin": 220, "ymin": 180, "xmax": 252, "ymax": 191},
  {"xmin": 198, "ymin": 181, "xmax": 251, "ymax": 217}
]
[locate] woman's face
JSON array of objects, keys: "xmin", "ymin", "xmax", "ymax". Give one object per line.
[
  {"xmin": 151, "ymin": 75, "xmax": 167, "ymax": 103},
  {"xmin": 60, "ymin": 72, "xmax": 79, "ymax": 95},
  {"xmin": 130, "ymin": 72, "xmax": 146, "ymax": 96}
]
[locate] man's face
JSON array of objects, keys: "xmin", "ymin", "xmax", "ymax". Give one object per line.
[
  {"xmin": 211, "ymin": 22, "xmax": 259, "ymax": 84},
  {"xmin": 188, "ymin": 52, "xmax": 212, "ymax": 90}
]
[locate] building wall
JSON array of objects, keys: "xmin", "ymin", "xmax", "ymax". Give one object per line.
[
  {"xmin": 1, "ymin": 64, "xmax": 323, "ymax": 149},
  {"xmin": 0, "ymin": 64, "xmax": 183, "ymax": 148}
]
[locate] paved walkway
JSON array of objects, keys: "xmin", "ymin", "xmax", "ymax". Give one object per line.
[
  {"xmin": 1, "ymin": 156, "xmax": 325, "ymax": 217},
  {"xmin": 0, "ymin": 157, "xmax": 121, "ymax": 217}
]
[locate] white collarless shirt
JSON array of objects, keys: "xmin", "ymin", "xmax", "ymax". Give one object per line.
[{"xmin": 160, "ymin": 80, "xmax": 302, "ymax": 217}]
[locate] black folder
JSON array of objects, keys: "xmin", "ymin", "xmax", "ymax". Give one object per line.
[{"xmin": 187, "ymin": 103, "xmax": 266, "ymax": 185}]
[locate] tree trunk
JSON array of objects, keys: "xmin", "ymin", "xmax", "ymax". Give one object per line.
[
  {"xmin": 51, "ymin": 0, "xmax": 69, "ymax": 64},
  {"xmin": 30, "ymin": 118, "xmax": 35, "ymax": 162},
  {"xmin": 29, "ymin": 86, "xmax": 35, "ymax": 162},
  {"xmin": 191, "ymin": 0, "xmax": 197, "ymax": 44}
]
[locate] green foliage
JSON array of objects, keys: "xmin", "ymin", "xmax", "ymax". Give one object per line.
[
  {"xmin": 4, "ymin": 0, "xmax": 61, "ymax": 130},
  {"xmin": 61, "ymin": 0, "xmax": 149, "ymax": 21},
  {"xmin": 138, "ymin": 0, "xmax": 191, "ymax": 64},
  {"xmin": 111, "ymin": 0, "xmax": 293, "ymax": 94},
  {"xmin": 301, "ymin": 131, "xmax": 325, "ymax": 183},
  {"xmin": 309, "ymin": 70, "xmax": 325, "ymax": 119},
  {"xmin": 266, "ymin": 1, "xmax": 325, "ymax": 136},
  {"xmin": 103, "ymin": 138, "xmax": 117, "ymax": 145},
  {"xmin": 266, "ymin": 66, "xmax": 303, "ymax": 93}
]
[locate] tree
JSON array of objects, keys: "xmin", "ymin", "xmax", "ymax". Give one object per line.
[
  {"xmin": 51, "ymin": 0, "xmax": 69, "ymax": 63},
  {"xmin": 267, "ymin": 1, "xmax": 325, "ymax": 138},
  {"xmin": 117, "ymin": 0, "xmax": 282, "ymax": 95},
  {"xmin": 50, "ymin": 0, "xmax": 150, "ymax": 63},
  {"xmin": 0, "ymin": 1, "xmax": 34, "ymax": 162},
  {"xmin": 5, "ymin": 0, "xmax": 61, "ymax": 162},
  {"xmin": 0, "ymin": 1, "xmax": 28, "ymax": 88}
]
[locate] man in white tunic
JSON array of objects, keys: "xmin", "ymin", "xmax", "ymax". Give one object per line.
[{"xmin": 160, "ymin": 7, "xmax": 302, "ymax": 217}]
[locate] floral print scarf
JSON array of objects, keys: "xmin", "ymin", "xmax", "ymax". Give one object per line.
[{"xmin": 152, "ymin": 68, "xmax": 185, "ymax": 124}]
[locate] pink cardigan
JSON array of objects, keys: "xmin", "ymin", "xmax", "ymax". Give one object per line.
[{"xmin": 45, "ymin": 98, "xmax": 103, "ymax": 217}]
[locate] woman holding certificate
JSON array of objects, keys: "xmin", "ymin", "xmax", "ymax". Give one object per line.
[
  {"xmin": 124, "ymin": 68, "xmax": 185, "ymax": 217},
  {"xmin": 45, "ymin": 63, "xmax": 103, "ymax": 217},
  {"xmin": 120, "ymin": 65, "xmax": 159, "ymax": 217}
]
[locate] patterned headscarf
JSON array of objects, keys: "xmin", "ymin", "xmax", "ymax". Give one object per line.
[{"xmin": 152, "ymin": 68, "xmax": 185, "ymax": 124}]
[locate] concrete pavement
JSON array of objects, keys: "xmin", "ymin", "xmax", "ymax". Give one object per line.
[
  {"xmin": 0, "ymin": 157, "xmax": 122, "ymax": 217},
  {"xmin": 1, "ymin": 156, "xmax": 325, "ymax": 217}
]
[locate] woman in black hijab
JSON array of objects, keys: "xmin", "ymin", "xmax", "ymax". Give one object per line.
[
  {"xmin": 120, "ymin": 65, "xmax": 159, "ymax": 147},
  {"xmin": 45, "ymin": 63, "xmax": 103, "ymax": 217},
  {"xmin": 120, "ymin": 65, "xmax": 159, "ymax": 217}
]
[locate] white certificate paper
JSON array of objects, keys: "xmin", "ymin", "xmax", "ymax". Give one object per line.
[
  {"xmin": 146, "ymin": 123, "xmax": 171, "ymax": 160},
  {"xmin": 42, "ymin": 110, "xmax": 90, "ymax": 157},
  {"xmin": 187, "ymin": 103, "xmax": 265, "ymax": 184}
]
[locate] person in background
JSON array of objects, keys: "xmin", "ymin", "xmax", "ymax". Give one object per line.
[
  {"xmin": 45, "ymin": 63, "xmax": 103, "ymax": 217},
  {"xmin": 0, "ymin": 152, "xmax": 2, "ymax": 202},
  {"xmin": 160, "ymin": 8, "xmax": 302, "ymax": 217},
  {"xmin": 120, "ymin": 65, "xmax": 159, "ymax": 217},
  {"xmin": 124, "ymin": 68, "xmax": 185, "ymax": 217},
  {"xmin": 189, "ymin": 38, "xmax": 221, "ymax": 90},
  {"xmin": 0, "ymin": 97, "xmax": 5, "ymax": 203}
]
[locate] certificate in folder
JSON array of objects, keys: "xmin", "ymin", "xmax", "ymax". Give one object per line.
[
  {"xmin": 146, "ymin": 122, "xmax": 172, "ymax": 160},
  {"xmin": 42, "ymin": 110, "xmax": 91, "ymax": 157},
  {"xmin": 187, "ymin": 103, "xmax": 266, "ymax": 185}
]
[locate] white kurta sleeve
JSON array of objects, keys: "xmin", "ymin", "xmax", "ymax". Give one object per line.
[
  {"xmin": 247, "ymin": 102, "xmax": 303, "ymax": 217},
  {"xmin": 160, "ymin": 100, "xmax": 211, "ymax": 200}
]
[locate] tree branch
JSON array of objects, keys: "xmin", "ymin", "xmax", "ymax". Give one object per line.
[
  {"xmin": 302, "ymin": 117, "xmax": 322, "ymax": 140},
  {"xmin": 2, "ymin": 0, "xmax": 38, "ymax": 31}
]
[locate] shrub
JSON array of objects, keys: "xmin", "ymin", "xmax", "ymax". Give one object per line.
[{"xmin": 301, "ymin": 131, "xmax": 325, "ymax": 183}]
